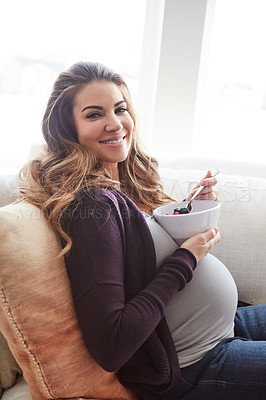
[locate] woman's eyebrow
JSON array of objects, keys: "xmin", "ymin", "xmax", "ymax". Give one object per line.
[
  {"xmin": 115, "ymin": 100, "xmax": 126, "ymax": 107},
  {"xmin": 81, "ymin": 105, "xmax": 102, "ymax": 112},
  {"xmin": 81, "ymin": 100, "xmax": 126, "ymax": 113}
]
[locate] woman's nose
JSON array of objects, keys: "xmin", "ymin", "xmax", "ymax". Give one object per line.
[{"xmin": 105, "ymin": 113, "xmax": 123, "ymax": 132}]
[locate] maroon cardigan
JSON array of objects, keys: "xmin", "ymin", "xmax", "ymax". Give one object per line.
[{"xmin": 61, "ymin": 187, "xmax": 197, "ymax": 399}]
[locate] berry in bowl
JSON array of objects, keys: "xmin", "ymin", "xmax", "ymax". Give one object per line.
[{"xmin": 153, "ymin": 200, "xmax": 221, "ymax": 245}]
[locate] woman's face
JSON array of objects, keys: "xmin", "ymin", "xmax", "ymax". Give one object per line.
[{"xmin": 73, "ymin": 81, "xmax": 134, "ymax": 177}]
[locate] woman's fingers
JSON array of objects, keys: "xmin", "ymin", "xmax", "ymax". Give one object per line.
[
  {"xmin": 197, "ymin": 227, "xmax": 220, "ymax": 245},
  {"xmin": 188, "ymin": 187, "xmax": 219, "ymax": 201},
  {"xmin": 194, "ymin": 189, "xmax": 219, "ymax": 201},
  {"xmin": 180, "ymin": 227, "xmax": 220, "ymax": 263},
  {"xmin": 199, "ymin": 176, "xmax": 218, "ymax": 187},
  {"xmin": 185, "ymin": 170, "xmax": 220, "ymax": 201},
  {"xmin": 204, "ymin": 227, "xmax": 220, "ymax": 244}
]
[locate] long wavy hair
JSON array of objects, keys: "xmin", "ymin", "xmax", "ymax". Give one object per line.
[{"xmin": 20, "ymin": 61, "xmax": 173, "ymax": 254}]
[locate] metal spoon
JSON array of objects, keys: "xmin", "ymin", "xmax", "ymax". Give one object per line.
[{"xmin": 177, "ymin": 168, "xmax": 221, "ymax": 214}]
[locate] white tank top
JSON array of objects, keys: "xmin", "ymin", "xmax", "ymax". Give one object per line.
[{"xmin": 143, "ymin": 214, "xmax": 238, "ymax": 368}]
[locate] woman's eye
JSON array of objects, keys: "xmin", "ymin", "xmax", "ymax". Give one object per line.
[
  {"xmin": 86, "ymin": 112, "xmax": 101, "ymax": 119},
  {"xmin": 115, "ymin": 107, "xmax": 128, "ymax": 114}
]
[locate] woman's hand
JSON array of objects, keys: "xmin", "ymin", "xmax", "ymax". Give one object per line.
[
  {"xmin": 180, "ymin": 227, "xmax": 220, "ymax": 263},
  {"xmin": 187, "ymin": 170, "xmax": 219, "ymax": 202}
]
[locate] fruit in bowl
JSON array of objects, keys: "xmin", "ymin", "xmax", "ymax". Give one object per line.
[{"xmin": 153, "ymin": 200, "xmax": 221, "ymax": 245}]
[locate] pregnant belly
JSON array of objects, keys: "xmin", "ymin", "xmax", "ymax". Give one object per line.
[{"xmin": 165, "ymin": 253, "xmax": 238, "ymax": 368}]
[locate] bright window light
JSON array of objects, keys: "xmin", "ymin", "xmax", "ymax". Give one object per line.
[
  {"xmin": 0, "ymin": 0, "xmax": 147, "ymax": 173},
  {"xmin": 194, "ymin": 0, "xmax": 266, "ymax": 164}
]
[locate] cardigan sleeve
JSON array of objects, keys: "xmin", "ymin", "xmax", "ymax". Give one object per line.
[{"xmin": 62, "ymin": 189, "xmax": 196, "ymax": 372}]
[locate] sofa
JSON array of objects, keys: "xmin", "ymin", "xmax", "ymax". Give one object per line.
[{"xmin": 0, "ymin": 156, "xmax": 266, "ymax": 399}]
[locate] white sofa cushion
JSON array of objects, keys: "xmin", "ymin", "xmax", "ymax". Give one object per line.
[{"xmin": 2, "ymin": 376, "xmax": 32, "ymax": 400}]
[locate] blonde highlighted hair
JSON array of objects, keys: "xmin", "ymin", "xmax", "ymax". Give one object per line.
[{"xmin": 20, "ymin": 61, "xmax": 173, "ymax": 254}]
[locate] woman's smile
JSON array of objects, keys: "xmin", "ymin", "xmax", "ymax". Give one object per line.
[{"xmin": 99, "ymin": 135, "xmax": 126, "ymax": 144}]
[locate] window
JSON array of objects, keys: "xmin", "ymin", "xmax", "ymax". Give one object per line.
[
  {"xmin": 193, "ymin": 0, "xmax": 266, "ymax": 163},
  {"xmin": 0, "ymin": 0, "xmax": 147, "ymax": 173}
]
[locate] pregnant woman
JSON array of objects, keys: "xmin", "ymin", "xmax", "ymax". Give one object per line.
[{"xmin": 21, "ymin": 61, "xmax": 266, "ymax": 400}]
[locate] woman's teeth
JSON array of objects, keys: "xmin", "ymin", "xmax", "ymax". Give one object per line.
[{"xmin": 101, "ymin": 137, "xmax": 124, "ymax": 144}]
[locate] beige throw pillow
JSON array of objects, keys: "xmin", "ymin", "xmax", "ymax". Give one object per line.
[{"xmin": 0, "ymin": 201, "xmax": 138, "ymax": 400}]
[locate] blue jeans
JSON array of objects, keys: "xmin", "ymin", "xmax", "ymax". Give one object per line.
[{"xmin": 162, "ymin": 305, "xmax": 266, "ymax": 400}]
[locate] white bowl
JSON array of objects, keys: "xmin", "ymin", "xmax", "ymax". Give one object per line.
[{"xmin": 153, "ymin": 200, "xmax": 221, "ymax": 245}]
